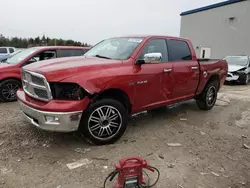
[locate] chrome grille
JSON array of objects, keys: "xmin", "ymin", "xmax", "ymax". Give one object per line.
[
  {"xmin": 22, "ymin": 70, "xmax": 52, "ymax": 101},
  {"xmin": 31, "ymin": 75, "xmax": 45, "ymax": 86},
  {"xmin": 33, "ymin": 88, "xmax": 49, "ymax": 99}
]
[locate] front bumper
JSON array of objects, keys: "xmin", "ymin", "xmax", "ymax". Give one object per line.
[
  {"xmin": 18, "ymin": 100, "xmax": 82, "ymax": 132},
  {"xmin": 17, "ymin": 89, "xmax": 90, "ymax": 132},
  {"xmin": 226, "ymin": 73, "xmax": 239, "ymax": 81},
  {"xmin": 226, "ymin": 72, "xmax": 247, "ymax": 83}
]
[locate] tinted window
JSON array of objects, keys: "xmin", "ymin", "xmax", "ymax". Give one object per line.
[
  {"xmin": 0, "ymin": 48, "xmax": 7, "ymax": 54},
  {"xmin": 83, "ymin": 49, "xmax": 89, "ymax": 54},
  {"xmin": 57, "ymin": 49, "xmax": 84, "ymax": 57},
  {"xmin": 167, "ymin": 40, "xmax": 192, "ymax": 61},
  {"xmin": 9, "ymin": 48, "xmax": 14, "ymax": 53},
  {"xmin": 139, "ymin": 39, "xmax": 168, "ymax": 62}
]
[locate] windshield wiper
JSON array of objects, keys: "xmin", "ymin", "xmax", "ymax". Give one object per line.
[
  {"xmin": 94, "ymin": 55, "xmax": 111, "ymax": 59},
  {"xmin": 1, "ymin": 61, "xmax": 9, "ymax": 64}
]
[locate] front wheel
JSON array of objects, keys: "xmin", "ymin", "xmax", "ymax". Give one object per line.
[
  {"xmin": 0, "ymin": 79, "xmax": 21, "ymax": 102},
  {"xmin": 79, "ymin": 99, "xmax": 129, "ymax": 145},
  {"xmin": 196, "ymin": 81, "xmax": 218, "ymax": 110},
  {"xmin": 243, "ymin": 74, "xmax": 249, "ymax": 85}
]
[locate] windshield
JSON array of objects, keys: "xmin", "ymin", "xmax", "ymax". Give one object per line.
[
  {"xmin": 224, "ymin": 56, "xmax": 249, "ymax": 66},
  {"xmin": 84, "ymin": 37, "xmax": 144, "ymax": 60},
  {"xmin": 6, "ymin": 48, "xmax": 38, "ymax": 64}
]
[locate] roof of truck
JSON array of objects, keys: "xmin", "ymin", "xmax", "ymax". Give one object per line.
[
  {"xmin": 118, "ymin": 35, "xmax": 188, "ymax": 40},
  {"xmin": 31, "ymin": 46, "xmax": 90, "ymax": 50}
]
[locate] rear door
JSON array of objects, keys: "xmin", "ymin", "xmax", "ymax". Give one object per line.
[
  {"xmin": 133, "ymin": 38, "xmax": 173, "ymax": 110},
  {"xmin": 167, "ymin": 39, "xmax": 199, "ymax": 99}
]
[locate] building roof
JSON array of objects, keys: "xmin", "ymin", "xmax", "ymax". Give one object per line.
[{"xmin": 180, "ymin": 0, "xmax": 246, "ymax": 16}]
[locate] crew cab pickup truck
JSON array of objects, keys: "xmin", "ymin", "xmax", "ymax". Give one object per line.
[
  {"xmin": 0, "ymin": 46, "xmax": 90, "ymax": 102},
  {"xmin": 17, "ymin": 35, "xmax": 228, "ymax": 145}
]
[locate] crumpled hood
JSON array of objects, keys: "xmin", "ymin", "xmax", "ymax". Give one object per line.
[
  {"xmin": 23, "ymin": 56, "xmax": 123, "ymax": 82},
  {"xmin": 228, "ymin": 64, "xmax": 246, "ymax": 72}
]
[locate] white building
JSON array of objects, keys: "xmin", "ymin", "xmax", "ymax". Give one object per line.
[{"xmin": 180, "ymin": 0, "xmax": 250, "ymax": 59}]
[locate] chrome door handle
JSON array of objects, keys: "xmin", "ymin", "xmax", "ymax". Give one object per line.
[
  {"xmin": 191, "ymin": 66, "xmax": 198, "ymax": 70},
  {"xmin": 163, "ymin": 68, "xmax": 172, "ymax": 73}
]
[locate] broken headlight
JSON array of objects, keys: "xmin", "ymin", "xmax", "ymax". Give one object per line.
[{"xmin": 50, "ymin": 83, "xmax": 88, "ymax": 100}]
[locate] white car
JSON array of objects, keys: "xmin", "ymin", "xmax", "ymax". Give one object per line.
[
  {"xmin": 224, "ymin": 56, "xmax": 250, "ymax": 85},
  {"xmin": 0, "ymin": 47, "xmax": 16, "ymax": 61}
]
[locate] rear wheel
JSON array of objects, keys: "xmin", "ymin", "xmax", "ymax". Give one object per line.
[
  {"xmin": 196, "ymin": 81, "xmax": 218, "ymax": 110},
  {"xmin": 79, "ymin": 99, "xmax": 129, "ymax": 145},
  {"xmin": 0, "ymin": 79, "xmax": 21, "ymax": 102}
]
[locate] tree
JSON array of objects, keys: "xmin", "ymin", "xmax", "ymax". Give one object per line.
[
  {"xmin": 34, "ymin": 36, "xmax": 40, "ymax": 45},
  {"xmin": 0, "ymin": 34, "xmax": 90, "ymax": 48}
]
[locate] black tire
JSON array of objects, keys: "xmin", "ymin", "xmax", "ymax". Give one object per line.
[
  {"xmin": 0, "ymin": 79, "xmax": 21, "ymax": 102},
  {"xmin": 196, "ymin": 81, "xmax": 218, "ymax": 110},
  {"xmin": 243, "ymin": 74, "xmax": 249, "ymax": 85},
  {"xmin": 79, "ymin": 99, "xmax": 129, "ymax": 145}
]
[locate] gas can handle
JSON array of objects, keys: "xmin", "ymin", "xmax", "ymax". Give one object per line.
[{"xmin": 119, "ymin": 157, "xmax": 145, "ymax": 167}]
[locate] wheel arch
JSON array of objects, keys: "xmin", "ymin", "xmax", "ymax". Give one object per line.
[
  {"xmin": 91, "ymin": 88, "xmax": 132, "ymax": 114},
  {"xmin": 0, "ymin": 77, "xmax": 21, "ymax": 84},
  {"xmin": 203, "ymin": 74, "xmax": 220, "ymax": 93}
]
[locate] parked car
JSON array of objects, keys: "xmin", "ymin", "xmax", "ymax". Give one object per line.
[
  {"xmin": 224, "ymin": 56, "xmax": 250, "ymax": 84},
  {"xmin": 0, "ymin": 47, "xmax": 16, "ymax": 61},
  {"xmin": 17, "ymin": 35, "xmax": 228, "ymax": 145},
  {"xmin": 0, "ymin": 49, "xmax": 23, "ymax": 62},
  {"xmin": 0, "ymin": 46, "xmax": 90, "ymax": 102}
]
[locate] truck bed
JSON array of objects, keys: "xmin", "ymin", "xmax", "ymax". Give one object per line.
[{"xmin": 196, "ymin": 59, "xmax": 228, "ymax": 95}]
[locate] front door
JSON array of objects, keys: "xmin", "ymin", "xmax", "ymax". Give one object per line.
[{"xmin": 133, "ymin": 38, "xmax": 173, "ymax": 111}]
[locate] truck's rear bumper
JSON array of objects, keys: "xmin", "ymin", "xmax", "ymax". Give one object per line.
[{"xmin": 17, "ymin": 90, "xmax": 90, "ymax": 132}]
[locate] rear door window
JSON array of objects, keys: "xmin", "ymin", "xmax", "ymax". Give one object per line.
[
  {"xmin": 57, "ymin": 49, "xmax": 84, "ymax": 58},
  {"xmin": 0, "ymin": 48, "xmax": 7, "ymax": 54},
  {"xmin": 9, "ymin": 48, "xmax": 14, "ymax": 53},
  {"xmin": 167, "ymin": 40, "xmax": 192, "ymax": 61}
]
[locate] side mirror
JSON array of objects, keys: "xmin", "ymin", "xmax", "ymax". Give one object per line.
[
  {"xmin": 136, "ymin": 52, "xmax": 162, "ymax": 65},
  {"xmin": 144, "ymin": 53, "xmax": 162, "ymax": 64}
]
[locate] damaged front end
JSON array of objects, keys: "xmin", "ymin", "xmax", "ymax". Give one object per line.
[{"xmin": 226, "ymin": 68, "xmax": 249, "ymax": 83}]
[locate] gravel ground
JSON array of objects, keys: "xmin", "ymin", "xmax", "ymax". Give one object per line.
[{"xmin": 0, "ymin": 85, "xmax": 250, "ymax": 188}]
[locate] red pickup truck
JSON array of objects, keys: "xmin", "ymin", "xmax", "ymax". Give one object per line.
[
  {"xmin": 0, "ymin": 46, "xmax": 90, "ymax": 102},
  {"xmin": 17, "ymin": 36, "xmax": 228, "ymax": 145}
]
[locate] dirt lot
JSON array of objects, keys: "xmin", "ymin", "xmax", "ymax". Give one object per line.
[{"xmin": 0, "ymin": 85, "xmax": 250, "ymax": 188}]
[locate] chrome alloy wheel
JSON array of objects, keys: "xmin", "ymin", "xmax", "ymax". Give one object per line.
[
  {"xmin": 87, "ymin": 105, "xmax": 122, "ymax": 140},
  {"xmin": 206, "ymin": 86, "xmax": 216, "ymax": 106}
]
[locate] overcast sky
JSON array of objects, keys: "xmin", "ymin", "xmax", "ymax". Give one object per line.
[{"xmin": 0, "ymin": 0, "xmax": 223, "ymax": 45}]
